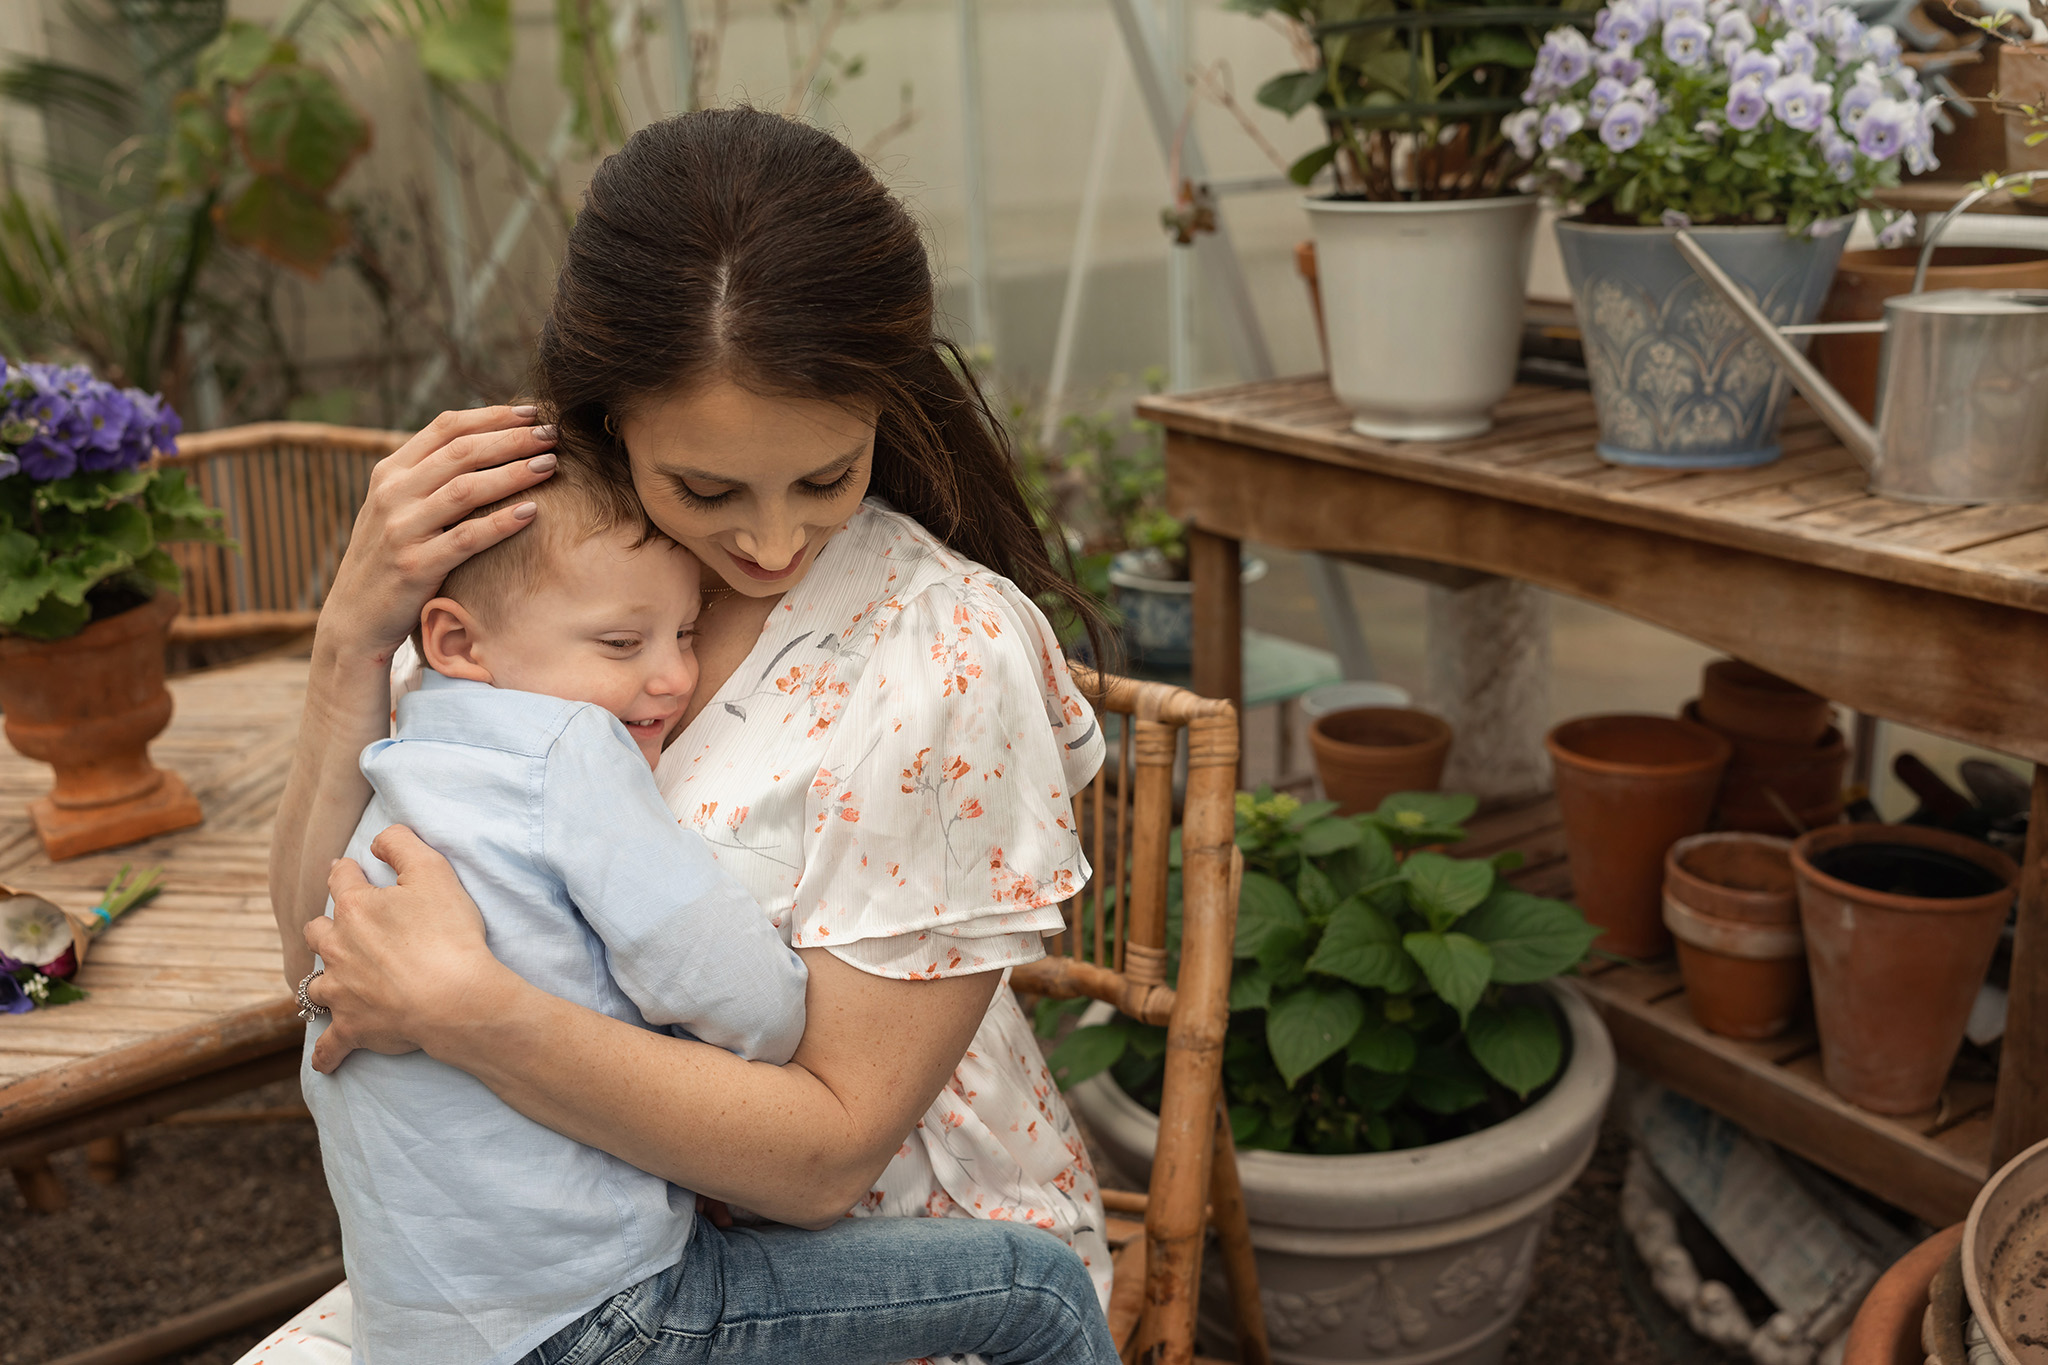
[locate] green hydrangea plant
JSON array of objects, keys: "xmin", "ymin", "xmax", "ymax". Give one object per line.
[{"xmin": 1041, "ymin": 790, "xmax": 1601, "ymax": 1154}]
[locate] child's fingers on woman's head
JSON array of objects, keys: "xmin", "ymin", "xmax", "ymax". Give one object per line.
[{"xmin": 388, "ymin": 404, "xmax": 542, "ymax": 472}]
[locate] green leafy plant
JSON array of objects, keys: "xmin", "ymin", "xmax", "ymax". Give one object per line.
[
  {"xmin": 1011, "ymin": 375, "xmax": 1184, "ymax": 588},
  {"xmin": 1040, "ymin": 789, "xmax": 1600, "ymax": 1154},
  {"xmin": 1237, "ymin": 0, "xmax": 1600, "ymax": 199}
]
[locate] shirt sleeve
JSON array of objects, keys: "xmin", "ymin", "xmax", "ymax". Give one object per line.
[
  {"xmin": 790, "ymin": 572, "xmax": 1105, "ymax": 980},
  {"xmin": 542, "ymin": 706, "xmax": 808, "ymax": 1063}
]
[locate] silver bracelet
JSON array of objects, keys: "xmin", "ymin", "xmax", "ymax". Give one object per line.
[{"xmin": 297, "ymin": 967, "xmax": 330, "ymax": 1022}]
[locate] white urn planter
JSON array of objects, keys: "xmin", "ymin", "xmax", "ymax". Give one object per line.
[
  {"xmin": 1068, "ymin": 982, "xmax": 1614, "ymax": 1365},
  {"xmin": 1306, "ymin": 196, "xmax": 1540, "ymax": 443}
]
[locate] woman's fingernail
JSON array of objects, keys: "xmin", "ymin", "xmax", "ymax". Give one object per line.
[
  {"xmin": 510, "ymin": 404, "xmax": 539, "ymax": 419},
  {"xmin": 512, "ymin": 501, "xmax": 538, "ymax": 520},
  {"xmin": 329, "ymin": 859, "xmax": 342, "ymax": 870},
  {"xmin": 527, "ymin": 452, "xmax": 558, "ymax": 473},
  {"xmin": 532, "ymin": 423, "xmax": 558, "ymax": 441}
]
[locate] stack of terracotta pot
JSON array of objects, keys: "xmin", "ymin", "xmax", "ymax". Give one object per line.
[
  {"xmin": 1662, "ymin": 833, "xmax": 1806, "ymax": 1039},
  {"xmin": 1683, "ymin": 659, "xmax": 1849, "ymax": 834}
]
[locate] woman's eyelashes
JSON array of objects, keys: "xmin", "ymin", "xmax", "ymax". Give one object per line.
[{"xmin": 662, "ymin": 466, "xmax": 860, "ymax": 509}]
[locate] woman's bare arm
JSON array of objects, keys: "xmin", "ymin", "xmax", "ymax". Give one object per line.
[
  {"xmin": 268, "ymin": 407, "xmax": 558, "ymax": 984},
  {"xmin": 305, "ymin": 827, "xmax": 996, "ymax": 1226}
]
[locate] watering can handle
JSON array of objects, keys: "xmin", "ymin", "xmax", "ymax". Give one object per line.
[{"xmin": 1912, "ymin": 171, "xmax": 2048, "ymax": 293}]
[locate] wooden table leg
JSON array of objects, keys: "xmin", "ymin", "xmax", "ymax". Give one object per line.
[
  {"xmin": 12, "ymin": 1155, "xmax": 68, "ymax": 1212},
  {"xmin": 86, "ymin": 1133, "xmax": 127, "ymax": 1186},
  {"xmin": 1992, "ymin": 763, "xmax": 2048, "ymax": 1169},
  {"xmin": 1189, "ymin": 526, "xmax": 1242, "ymax": 711}
]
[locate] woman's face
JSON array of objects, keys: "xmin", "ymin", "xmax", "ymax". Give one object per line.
[{"xmin": 618, "ymin": 377, "xmax": 875, "ymax": 599}]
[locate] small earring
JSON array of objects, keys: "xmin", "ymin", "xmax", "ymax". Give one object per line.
[{"xmin": 602, "ymin": 413, "xmax": 618, "ymax": 436}]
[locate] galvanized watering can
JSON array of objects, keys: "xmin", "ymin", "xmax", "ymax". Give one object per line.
[{"xmin": 1675, "ymin": 172, "xmax": 2048, "ymax": 505}]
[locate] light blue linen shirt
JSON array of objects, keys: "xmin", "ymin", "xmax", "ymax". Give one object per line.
[{"xmin": 302, "ymin": 672, "xmax": 808, "ymax": 1365}]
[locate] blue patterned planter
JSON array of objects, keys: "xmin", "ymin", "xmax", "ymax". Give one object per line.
[
  {"xmin": 1555, "ymin": 219, "xmax": 1852, "ymax": 469},
  {"xmin": 1108, "ymin": 554, "xmax": 1266, "ymax": 670}
]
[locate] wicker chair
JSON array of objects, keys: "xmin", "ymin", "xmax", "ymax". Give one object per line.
[
  {"xmin": 1013, "ymin": 670, "xmax": 1272, "ymax": 1365},
  {"xmin": 159, "ymin": 421, "xmax": 411, "ymax": 647}
]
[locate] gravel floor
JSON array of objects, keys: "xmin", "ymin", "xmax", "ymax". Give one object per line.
[{"xmin": 2, "ymin": 1092, "xmax": 1666, "ymax": 1365}]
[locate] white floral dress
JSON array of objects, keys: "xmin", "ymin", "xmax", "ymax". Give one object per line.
[{"xmin": 654, "ymin": 501, "xmax": 1112, "ymax": 1314}]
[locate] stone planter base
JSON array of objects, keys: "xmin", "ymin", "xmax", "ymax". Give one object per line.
[{"xmin": 1069, "ymin": 983, "xmax": 1616, "ymax": 1365}]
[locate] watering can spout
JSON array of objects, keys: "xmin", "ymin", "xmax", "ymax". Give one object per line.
[{"xmin": 1673, "ymin": 231, "xmax": 1879, "ymax": 471}]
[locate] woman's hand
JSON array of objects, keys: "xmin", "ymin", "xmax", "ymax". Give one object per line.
[
  {"xmin": 304, "ymin": 824, "xmax": 512, "ymax": 1074},
  {"xmin": 321, "ymin": 406, "xmax": 560, "ymax": 657}
]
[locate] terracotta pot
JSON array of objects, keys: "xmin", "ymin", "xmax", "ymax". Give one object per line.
[
  {"xmin": 1683, "ymin": 702, "xmax": 1849, "ymax": 834},
  {"xmin": 1664, "ymin": 833, "xmax": 1805, "ymax": 1039},
  {"xmin": 0, "ymin": 594, "xmax": 203, "ymax": 860},
  {"xmin": 1309, "ymin": 707, "xmax": 1452, "ymax": 817},
  {"xmin": 1793, "ymin": 824, "xmax": 2017, "ymax": 1116},
  {"xmin": 1547, "ymin": 715, "xmax": 1731, "ymax": 959},
  {"xmin": 1841, "ymin": 1224, "xmax": 1964, "ymax": 1365},
  {"xmin": 1813, "ymin": 247, "xmax": 2048, "ymax": 422},
  {"xmin": 1697, "ymin": 658, "xmax": 1833, "ymax": 745}
]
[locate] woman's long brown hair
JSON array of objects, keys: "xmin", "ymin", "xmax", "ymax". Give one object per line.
[{"xmin": 534, "ymin": 106, "xmax": 1105, "ymax": 662}]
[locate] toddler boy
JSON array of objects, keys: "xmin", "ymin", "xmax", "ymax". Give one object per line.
[{"xmin": 303, "ymin": 458, "xmax": 1116, "ymax": 1365}]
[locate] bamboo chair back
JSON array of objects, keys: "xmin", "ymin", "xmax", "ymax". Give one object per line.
[
  {"xmin": 159, "ymin": 422, "xmax": 409, "ymax": 644},
  {"xmin": 1013, "ymin": 669, "xmax": 1268, "ymax": 1365}
]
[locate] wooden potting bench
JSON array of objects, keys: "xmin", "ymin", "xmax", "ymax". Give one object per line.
[
  {"xmin": 1141, "ymin": 376, "xmax": 2048, "ymax": 1228},
  {"xmin": 0, "ymin": 656, "xmax": 307, "ymax": 1212}
]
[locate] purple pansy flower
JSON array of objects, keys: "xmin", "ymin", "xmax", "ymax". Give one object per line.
[
  {"xmin": 0, "ymin": 973, "xmax": 30, "ymax": 1015},
  {"xmin": 1781, "ymin": 0, "xmax": 1822, "ymax": 31},
  {"xmin": 1766, "ymin": 73, "xmax": 1832, "ymax": 131},
  {"xmin": 1877, "ymin": 212, "xmax": 1917, "ymax": 249},
  {"xmin": 1601, "ymin": 98, "xmax": 1651, "ymax": 150},
  {"xmin": 1504, "ymin": 107, "xmax": 1541, "ymax": 158},
  {"xmin": 1906, "ymin": 95, "xmax": 1943, "ymax": 174},
  {"xmin": 1662, "ymin": 0, "xmax": 1708, "ymax": 22},
  {"xmin": 1857, "ymin": 97, "xmax": 1911, "ymax": 159},
  {"xmin": 1824, "ymin": 7, "xmax": 1867, "ymax": 61},
  {"xmin": 1548, "ymin": 155, "xmax": 1587, "ymax": 182},
  {"xmin": 1865, "ymin": 24, "xmax": 1901, "ymax": 68},
  {"xmin": 1543, "ymin": 28, "xmax": 1596, "ymax": 86},
  {"xmin": 1727, "ymin": 77, "xmax": 1770, "ymax": 130},
  {"xmin": 1695, "ymin": 117, "xmax": 1723, "ymax": 141},
  {"xmin": 1774, "ymin": 30, "xmax": 1819, "ymax": 74},
  {"xmin": 1714, "ymin": 9, "xmax": 1757, "ymax": 47},
  {"xmin": 1595, "ymin": 2, "xmax": 1652, "ymax": 50},
  {"xmin": 1589, "ymin": 76, "xmax": 1629, "ymax": 117},
  {"xmin": 1665, "ymin": 15, "xmax": 1714, "ymax": 65},
  {"xmin": 1817, "ymin": 124, "xmax": 1857, "ymax": 180},
  {"xmin": 1540, "ymin": 103, "xmax": 1587, "ymax": 149},
  {"xmin": 1838, "ymin": 69, "xmax": 1881, "ymax": 132},
  {"xmin": 1662, "ymin": 208, "xmax": 1693, "ymax": 226},
  {"xmin": 1596, "ymin": 45, "xmax": 1646, "ymax": 83},
  {"xmin": 1728, "ymin": 47, "xmax": 1782, "ymax": 86},
  {"xmin": 18, "ymin": 436, "xmax": 76, "ymax": 480}
]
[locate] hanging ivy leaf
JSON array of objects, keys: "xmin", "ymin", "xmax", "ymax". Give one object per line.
[{"xmin": 231, "ymin": 64, "xmax": 372, "ymax": 195}]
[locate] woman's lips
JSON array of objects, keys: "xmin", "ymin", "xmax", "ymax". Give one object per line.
[{"xmin": 729, "ymin": 546, "xmax": 805, "ymax": 582}]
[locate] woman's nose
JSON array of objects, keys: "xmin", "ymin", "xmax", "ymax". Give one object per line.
[{"xmin": 734, "ymin": 512, "xmax": 807, "ymax": 570}]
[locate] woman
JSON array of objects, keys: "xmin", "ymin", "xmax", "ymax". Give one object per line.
[{"xmin": 258, "ymin": 108, "xmax": 1113, "ymax": 1361}]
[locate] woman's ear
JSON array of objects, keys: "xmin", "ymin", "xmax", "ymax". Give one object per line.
[{"xmin": 420, "ymin": 599, "xmax": 494, "ymax": 684}]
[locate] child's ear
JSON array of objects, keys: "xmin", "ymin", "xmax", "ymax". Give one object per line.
[{"xmin": 420, "ymin": 599, "xmax": 494, "ymax": 684}]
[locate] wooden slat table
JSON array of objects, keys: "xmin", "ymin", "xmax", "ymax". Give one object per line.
[
  {"xmin": 1142, "ymin": 377, "xmax": 2048, "ymax": 1226},
  {"xmin": 0, "ymin": 656, "xmax": 306, "ymax": 1206}
]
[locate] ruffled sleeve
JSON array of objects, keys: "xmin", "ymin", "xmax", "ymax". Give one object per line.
[{"xmin": 790, "ymin": 571, "xmax": 1104, "ymax": 980}]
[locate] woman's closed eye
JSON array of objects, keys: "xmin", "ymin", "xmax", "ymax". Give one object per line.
[{"xmin": 665, "ymin": 467, "xmax": 858, "ymax": 509}]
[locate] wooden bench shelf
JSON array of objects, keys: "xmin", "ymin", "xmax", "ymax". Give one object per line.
[{"xmin": 1146, "ymin": 376, "xmax": 2048, "ymax": 1227}]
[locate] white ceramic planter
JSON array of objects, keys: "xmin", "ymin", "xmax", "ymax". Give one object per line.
[
  {"xmin": 1306, "ymin": 196, "xmax": 1540, "ymax": 443},
  {"xmin": 1069, "ymin": 982, "xmax": 1614, "ymax": 1365}
]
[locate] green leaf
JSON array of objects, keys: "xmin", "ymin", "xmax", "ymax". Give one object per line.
[
  {"xmin": 1285, "ymin": 800, "xmax": 1342, "ymax": 831},
  {"xmin": 144, "ymin": 471, "xmax": 228, "ymax": 543},
  {"xmin": 417, "ymin": 0, "xmax": 515, "ymax": 84},
  {"xmin": 1266, "ymin": 984, "xmax": 1367, "ymax": 1086},
  {"xmin": 1403, "ymin": 852, "xmax": 1494, "ymax": 929},
  {"xmin": 1046, "ymin": 1022, "xmax": 1127, "ymax": 1089},
  {"xmin": 1307, "ymin": 897, "xmax": 1419, "ymax": 992},
  {"xmin": 1298, "ymin": 817, "xmax": 1363, "ymax": 857},
  {"xmin": 1235, "ymin": 871, "xmax": 1304, "ymax": 959},
  {"xmin": 1256, "ymin": 68, "xmax": 1324, "ymax": 116},
  {"xmin": 1409, "ymin": 1044, "xmax": 1490, "ymax": 1115},
  {"xmin": 7, "ymin": 594, "xmax": 90, "ymax": 639},
  {"xmin": 216, "ymin": 173, "xmax": 352, "ymax": 277},
  {"xmin": 195, "ymin": 21, "xmax": 281, "ymax": 90},
  {"xmin": 1345, "ymin": 1016, "xmax": 1417, "ymax": 1073},
  {"xmin": 1467, "ymin": 1002, "xmax": 1563, "ymax": 1098},
  {"xmin": 1229, "ymin": 960, "xmax": 1274, "ymax": 1011},
  {"xmin": 1444, "ymin": 31, "xmax": 1536, "ymax": 78},
  {"xmin": 1033, "ymin": 994, "xmax": 1090, "ymax": 1039},
  {"xmin": 1491, "ymin": 850, "xmax": 1526, "ymax": 874},
  {"xmin": 232, "ymin": 65, "xmax": 372, "ymax": 195},
  {"xmin": 1297, "ymin": 862, "xmax": 1340, "ymax": 918},
  {"xmin": 1345, "ymin": 1065, "xmax": 1408, "ymax": 1112},
  {"xmin": 1288, "ymin": 142, "xmax": 1340, "ymax": 186},
  {"xmin": 162, "ymin": 93, "xmax": 232, "ymax": 197},
  {"xmin": 1372, "ymin": 791, "xmax": 1477, "ymax": 843},
  {"xmin": 1460, "ymin": 890, "xmax": 1602, "ymax": 983},
  {"xmin": 1229, "ymin": 1104, "xmax": 1264, "ymax": 1143},
  {"xmin": 37, "ymin": 467, "xmax": 149, "ymax": 512},
  {"xmin": 1402, "ymin": 930, "xmax": 1493, "ymax": 1023}
]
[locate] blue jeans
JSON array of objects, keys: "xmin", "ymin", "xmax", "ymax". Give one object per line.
[{"xmin": 522, "ymin": 1216, "xmax": 1117, "ymax": 1365}]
